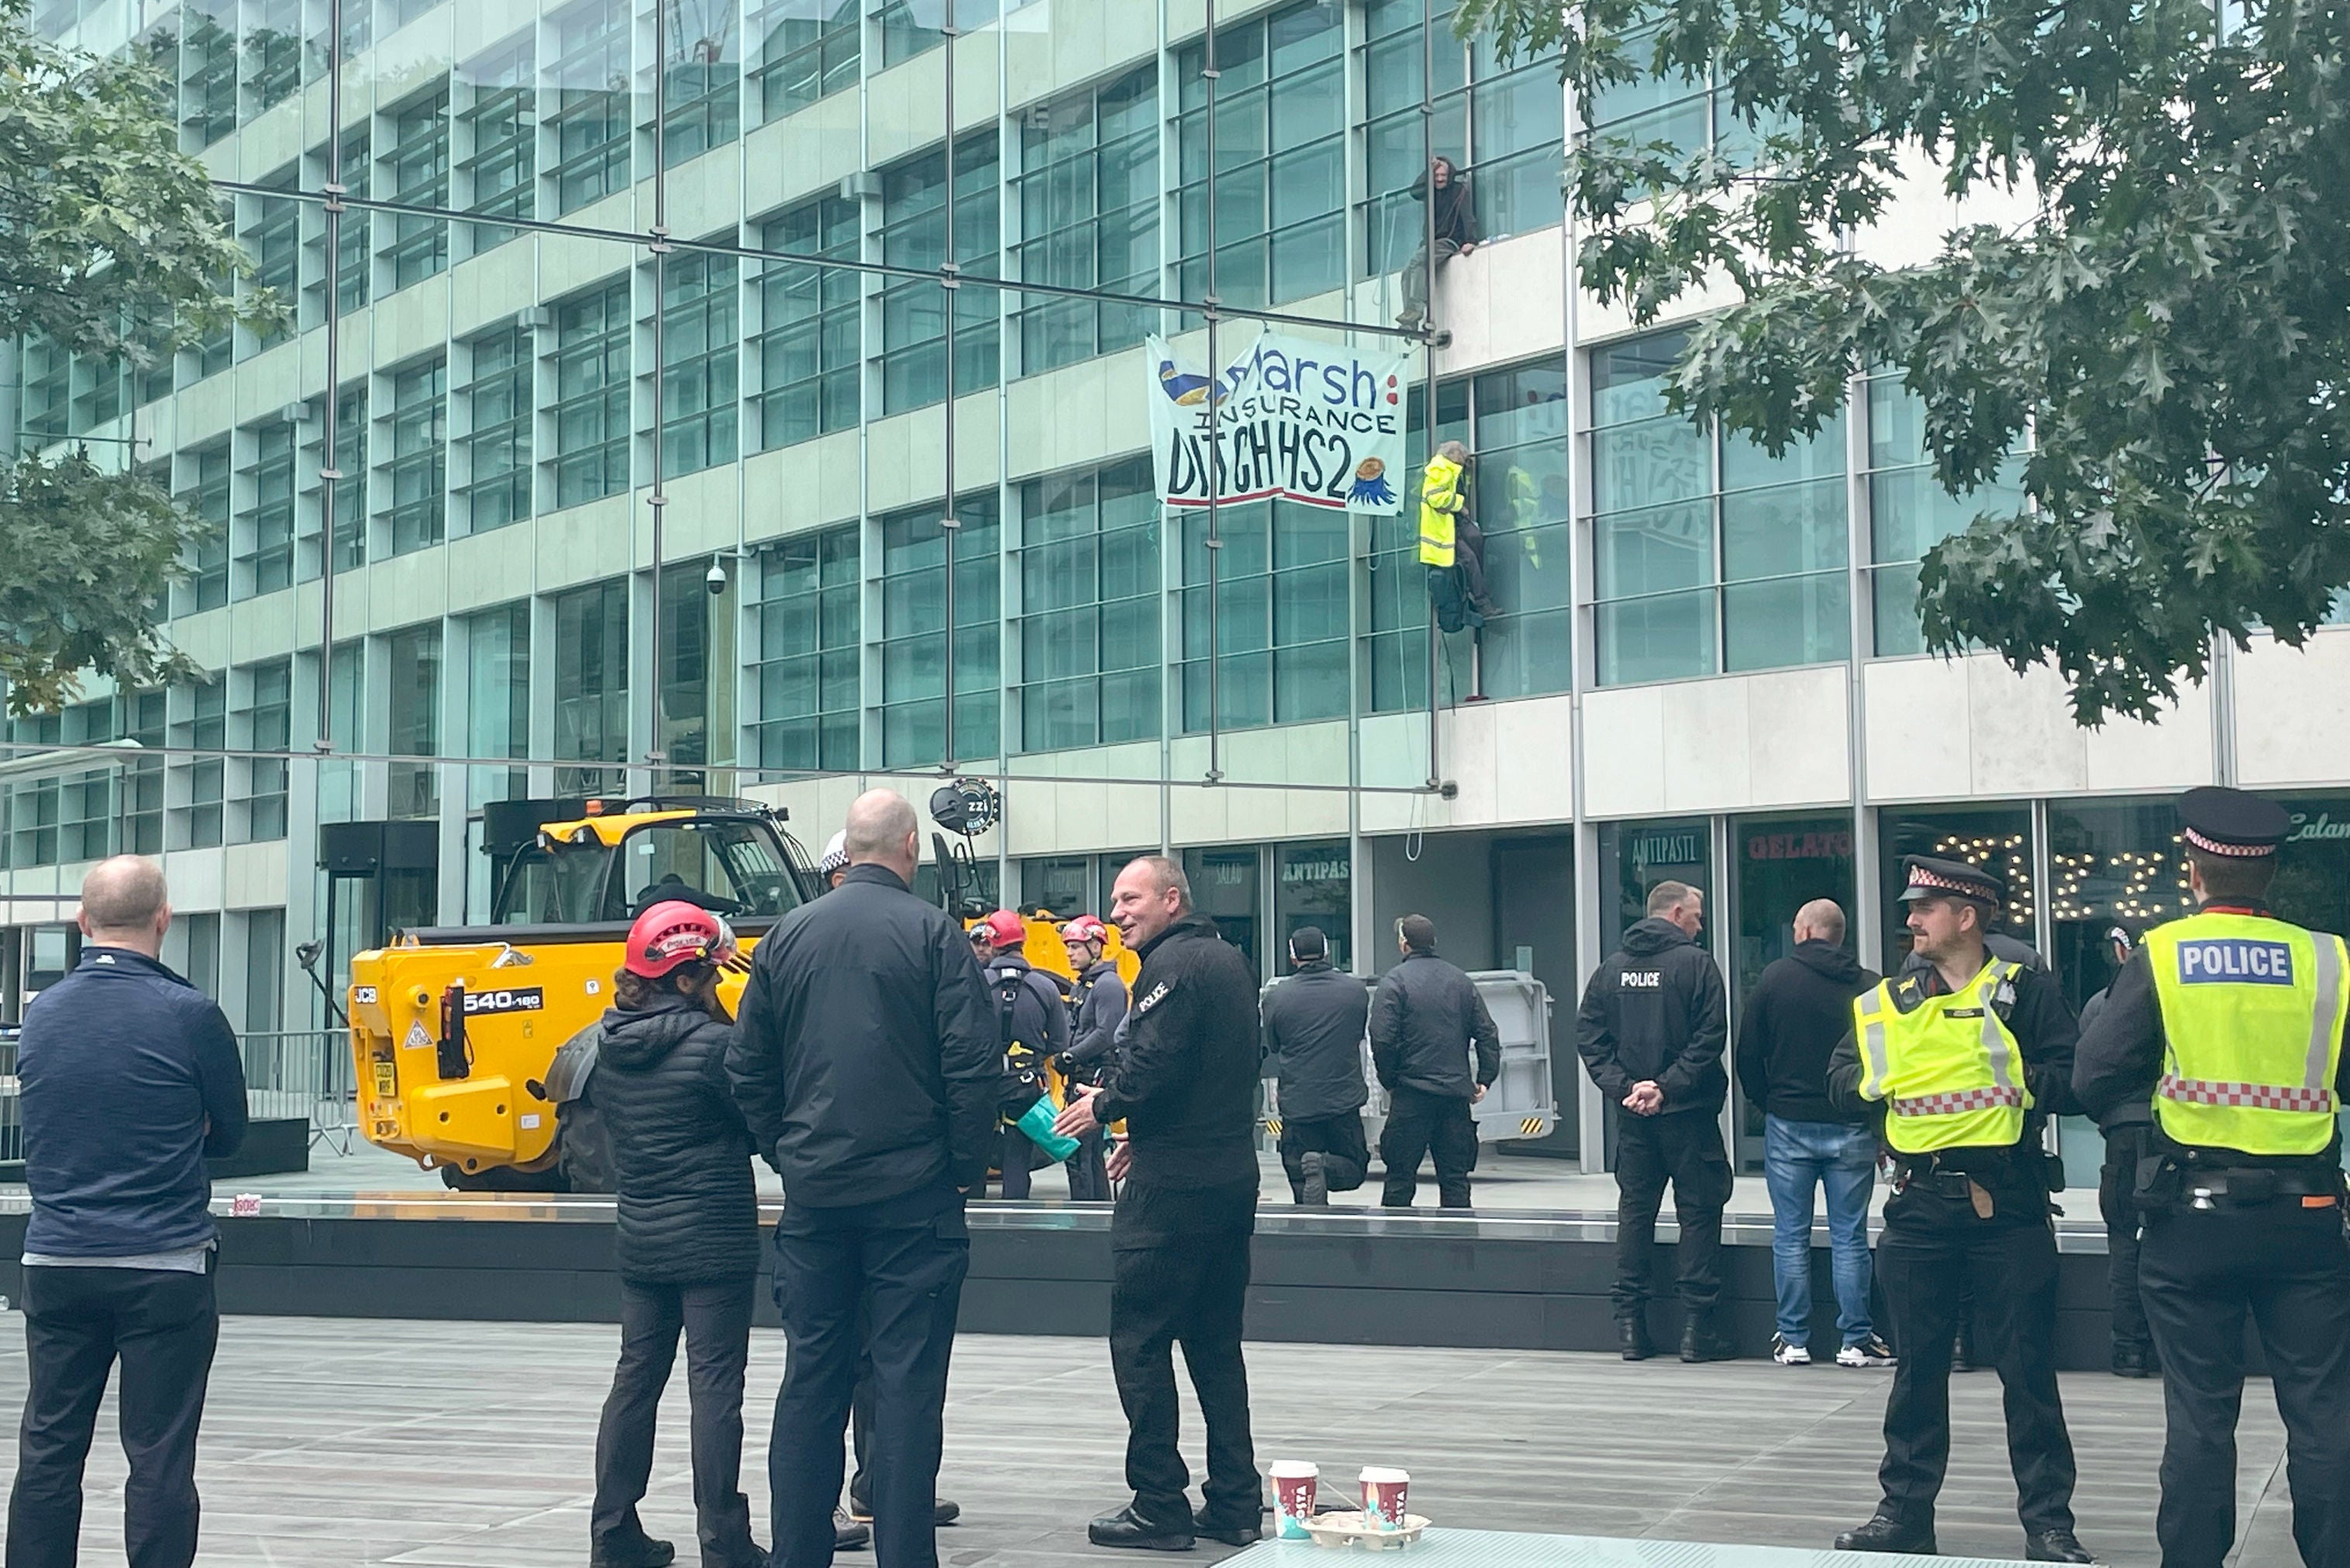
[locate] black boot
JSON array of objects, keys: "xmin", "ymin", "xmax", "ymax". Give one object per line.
[
  {"xmin": 2024, "ymin": 1528, "xmax": 2095, "ymax": 1563},
  {"xmin": 592, "ymin": 1538, "xmax": 677, "ymax": 1568},
  {"xmin": 1680, "ymin": 1315, "xmax": 1730, "ymax": 1363},
  {"xmin": 1952, "ymin": 1329, "xmax": 1976, "ymax": 1373},
  {"xmin": 1088, "ymin": 1506, "xmax": 1195, "ymax": 1552},
  {"xmin": 1194, "ymin": 1506, "xmax": 1263, "ymax": 1547},
  {"xmin": 1618, "ymin": 1315, "xmax": 1655, "ymax": 1361},
  {"xmin": 2111, "ymin": 1342, "xmax": 2152, "ymax": 1379},
  {"xmin": 1835, "ymin": 1514, "xmax": 1936, "ymax": 1554},
  {"xmin": 1299, "ymin": 1151, "xmax": 1329, "ymax": 1206}
]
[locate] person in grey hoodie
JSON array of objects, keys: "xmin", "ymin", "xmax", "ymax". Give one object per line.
[{"xmin": 1576, "ymin": 880, "xmax": 1731, "ymax": 1362}]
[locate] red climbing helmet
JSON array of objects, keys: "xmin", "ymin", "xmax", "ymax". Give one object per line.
[{"xmin": 625, "ymin": 901, "xmax": 725, "ymax": 979}]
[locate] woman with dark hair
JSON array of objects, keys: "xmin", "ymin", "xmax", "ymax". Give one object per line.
[{"xmin": 587, "ymin": 901, "xmax": 764, "ymax": 1568}]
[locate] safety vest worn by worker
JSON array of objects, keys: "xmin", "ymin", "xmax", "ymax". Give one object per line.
[
  {"xmin": 1418, "ymin": 453, "xmax": 1464, "ymax": 567},
  {"xmin": 2144, "ymin": 911, "xmax": 2348, "ymax": 1156},
  {"xmin": 1852, "ymin": 957, "xmax": 2031, "ymax": 1153}
]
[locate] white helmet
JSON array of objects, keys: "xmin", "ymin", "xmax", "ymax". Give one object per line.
[{"xmin": 818, "ymin": 830, "xmax": 849, "ymax": 877}]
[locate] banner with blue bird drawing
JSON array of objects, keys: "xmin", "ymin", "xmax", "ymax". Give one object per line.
[{"xmin": 1146, "ymin": 330, "xmax": 1413, "ymax": 514}]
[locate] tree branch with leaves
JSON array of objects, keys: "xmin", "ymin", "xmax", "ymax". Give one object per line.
[
  {"xmin": 0, "ymin": 0, "xmax": 283, "ymax": 716},
  {"xmin": 1456, "ymin": 0, "xmax": 2350, "ymax": 723}
]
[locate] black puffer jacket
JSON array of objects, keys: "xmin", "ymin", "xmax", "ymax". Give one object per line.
[
  {"xmin": 594, "ymin": 996, "xmax": 760, "ymax": 1284},
  {"xmin": 1575, "ymin": 918, "xmax": 1728, "ymax": 1116}
]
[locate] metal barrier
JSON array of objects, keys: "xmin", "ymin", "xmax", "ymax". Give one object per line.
[{"xmin": 236, "ymin": 1029, "xmax": 357, "ymax": 1152}]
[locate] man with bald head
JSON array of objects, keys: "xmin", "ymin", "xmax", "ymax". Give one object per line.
[
  {"xmin": 9, "ymin": 856, "xmax": 246, "ymax": 1568},
  {"xmin": 1056, "ymin": 856, "xmax": 1263, "ymax": 1551},
  {"xmin": 1735, "ymin": 898, "xmax": 1889, "ymax": 1367},
  {"xmin": 727, "ymin": 791, "xmax": 995, "ymax": 1568}
]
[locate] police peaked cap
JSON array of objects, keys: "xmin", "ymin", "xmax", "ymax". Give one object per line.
[
  {"xmin": 1897, "ymin": 855, "xmax": 2004, "ymax": 905},
  {"xmin": 2178, "ymin": 785, "xmax": 2290, "ymax": 859}
]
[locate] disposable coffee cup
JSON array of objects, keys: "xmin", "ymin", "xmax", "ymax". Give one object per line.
[
  {"xmin": 1270, "ymin": 1462, "xmax": 1318, "ymax": 1539},
  {"xmin": 1359, "ymin": 1466, "xmax": 1410, "ymax": 1532}
]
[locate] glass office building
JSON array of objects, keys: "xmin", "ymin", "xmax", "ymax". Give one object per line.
[{"xmin": 9, "ymin": 0, "xmax": 2350, "ymax": 1171}]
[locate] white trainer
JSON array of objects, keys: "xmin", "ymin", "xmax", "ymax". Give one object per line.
[
  {"xmin": 1838, "ymin": 1335, "xmax": 1897, "ymax": 1367},
  {"xmin": 1771, "ymin": 1334, "xmax": 1811, "ymax": 1366}
]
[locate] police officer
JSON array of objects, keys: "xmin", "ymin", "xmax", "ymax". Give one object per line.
[
  {"xmin": 1576, "ymin": 880, "xmax": 1731, "ymax": 1361},
  {"xmin": 1055, "ymin": 857, "xmax": 1263, "ymax": 1552},
  {"xmin": 1059, "ymin": 915, "xmax": 1126, "ymax": 1201},
  {"xmin": 1827, "ymin": 856, "xmax": 2092, "ymax": 1563},
  {"xmin": 2076, "ymin": 923, "xmax": 2154, "ymax": 1378},
  {"xmin": 1261, "ymin": 925, "xmax": 1372, "ymax": 1205},
  {"xmin": 2076, "ymin": 787, "xmax": 2350, "ymax": 1568}
]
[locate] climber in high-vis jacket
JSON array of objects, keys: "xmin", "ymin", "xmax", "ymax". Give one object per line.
[{"xmin": 1419, "ymin": 441, "xmax": 1498, "ymax": 633}]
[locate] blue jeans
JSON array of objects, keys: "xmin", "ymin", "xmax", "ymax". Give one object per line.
[{"xmin": 1764, "ymin": 1115, "xmax": 1877, "ymax": 1346}]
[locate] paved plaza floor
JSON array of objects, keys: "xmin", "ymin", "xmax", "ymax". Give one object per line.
[{"xmin": 0, "ymin": 1316, "xmax": 2302, "ymax": 1567}]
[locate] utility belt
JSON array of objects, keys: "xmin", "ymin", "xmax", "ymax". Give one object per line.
[
  {"xmin": 1887, "ymin": 1144, "xmax": 2062, "ymax": 1197},
  {"xmin": 2136, "ymin": 1153, "xmax": 2347, "ymax": 1215}
]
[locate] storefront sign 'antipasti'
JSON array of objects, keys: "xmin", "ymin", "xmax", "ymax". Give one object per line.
[{"xmin": 1146, "ymin": 330, "xmax": 1413, "ymax": 514}]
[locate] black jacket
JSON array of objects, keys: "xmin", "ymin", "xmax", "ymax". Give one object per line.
[
  {"xmin": 1093, "ymin": 915, "xmax": 1262, "ymax": 1191},
  {"xmin": 727, "ymin": 863, "xmax": 998, "ymax": 1206},
  {"xmin": 1576, "ymin": 918, "xmax": 1728, "ymax": 1115},
  {"xmin": 594, "ymin": 997, "xmax": 760, "ymax": 1284},
  {"xmin": 1263, "ymin": 961, "xmax": 1370, "ymax": 1119},
  {"xmin": 1066, "ymin": 962, "xmax": 1128, "ymax": 1070},
  {"xmin": 1409, "ymin": 169, "xmax": 1480, "ymax": 248},
  {"xmin": 1827, "ymin": 953, "xmax": 2083, "ymax": 1184},
  {"xmin": 1735, "ymin": 943, "xmax": 1880, "ymax": 1125},
  {"xmin": 17, "ymin": 947, "xmax": 247, "ymax": 1259},
  {"xmin": 2076, "ymin": 908, "xmax": 2350, "ymax": 1163},
  {"xmin": 1370, "ymin": 952, "xmax": 1501, "ymax": 1100}
]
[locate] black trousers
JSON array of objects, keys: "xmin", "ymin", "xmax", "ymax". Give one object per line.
[
  {"xmin": 1066, "ymin": 1129, "xmax": 1111, "ymax": 1202},
  {"xmin": 1873, "ymin": 1191, "xmax": 2076, "ymax": 1535},
  {"xmin": 6, "ymin": 1264, "xmax": 219, "ymax": 1568},
  {"xmin": 2098, "ymin": 1133, "xmax": 2150, "ymax": 1355},
  {"xmin": 591, "ymin": 1277, "xmax": 759, "ymax": 1568},
  {"xmin": 1611, "ymin": 1110, "xmax": 1730, "ymax": 1315},
  {"xmin": 1380, "ymin": 1087, "xmax": 1478, "ymax": 1208},
  {"xmin": 769, "ymin": 1183, "xmax": 969, "ymax": 1568},
  {"xmin": 1279, "ymin": 1111, "xmax": 1370, "ymax": 1201},
  {"xmin": 2138, "ymin": 1201, "xmax": 2350, "ymax": 1568},
  {"xmin": 1109, "ymin": 1180, "xmax": 1258, "ymax": 1530}
]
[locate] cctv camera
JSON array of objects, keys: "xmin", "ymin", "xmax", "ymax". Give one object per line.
[{"xmin": 705, "ymin": 556, "xmax": 728, "ymax": 595}]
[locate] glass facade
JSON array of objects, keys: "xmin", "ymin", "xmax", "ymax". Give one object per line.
[
  {"xmin": 754, "ymin": 526, "xmax": 860, "ymax": 773},
  {"xmin": 1590, "ymin": 329, "xmax": 1849, "ymax": 685},
  {"xmin": 756, "ymin": 196, "xmax": 860, "ymax": 448},
  {"xmin": 386, "ymin": 357, "xmax": 448, "ymax": 556},
  {"xmin": 1175, "ymin": 2, "xmax": 1346, "ymax": 313},
  {"xmin": 553, "ymin": 579, "xmax": 629, "ymax": 793},
  {"xmin": 660, "ymin": 250, "xmax": 739, "ymax": 477},
  {"xmin": 553, "ymin": 279, "xmax": 632, "ymax": 506},
  {"xmin": 879, "ymin": 132, "xmax": 1000, "ymax": 412},
  {"xmin": 1014, "ymin": 65, "xmax": 1157, "ymax": 376},
  {"xmin": 755, "ymin": 0, "xmax": 856, "ymax": 118},
  {"xmin": 1180, "ymin": 501, "xmax": 1348, "ymax": 732},
  {"xmin": 879, "ymin": 495, "xmax": 1001, "ymax": 767},
  {"xmin": 236, "ymin": 658, "xmax": 292, "ymax": 843},
  {"xmin": 1017, "ymin": 459, "xmax": 1160, "ymax": 753},
  {"xmin": 462, "ymin": 324, "xmax": 532, "ymax": 531},
  {"xmin": 464, "ymin": 601, "xmax": 532, "ymax": 810},
  {"xmin": 386, "ymin": 623, "xmax": 443, "ymax": 820}
]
